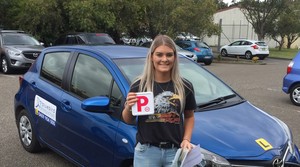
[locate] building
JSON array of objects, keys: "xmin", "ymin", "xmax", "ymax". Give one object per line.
[{"xmin": 203, "ymin": 6, "xmax": 300, "ymax": 49}]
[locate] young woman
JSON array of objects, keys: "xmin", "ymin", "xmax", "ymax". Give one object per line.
[{"xmin": 122, "ymin": 34, "xmax": 196, "ymax": 167}]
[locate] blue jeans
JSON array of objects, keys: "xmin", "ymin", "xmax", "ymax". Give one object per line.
[{"xmin": 134, "ymin": 142, "xmax": 178, "ymax": 167}]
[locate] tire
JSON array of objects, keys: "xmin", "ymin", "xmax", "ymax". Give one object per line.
[
  {"xmin": 1, "ymin": 55, "xmax": 12, "ymax": 74},
  {"xmin": 17, "ymin": 109, "xmax": 42, "ymax": 153},
  {"xmin": 289, "ymin": 84, "xmax": 300, "ymax": 106},
  {"xmin": 245, "ymin": 51, "xmax": 252, "ymax": 60},
  {"xmin": 204, "ymin": 60, "xmax": 212, "ymax": 65},
  {"xmin": 221, "ymin": 49, "xmax": 227, "ymax": 57}
]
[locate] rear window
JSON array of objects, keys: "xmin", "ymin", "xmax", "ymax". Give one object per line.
[
  {"xmin": 255, "ymin": 42, "xmax": 267, "ymax": 46},
  {"xmin": 196, "ymin": 42, "xmax": 209, "ymax": 48},
  {"xmin": 83, "ymin": 33, "xmax": 116, "ymax": 45}
]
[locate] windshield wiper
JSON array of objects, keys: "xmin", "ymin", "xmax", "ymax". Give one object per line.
[{"xmin": 198, "ymin": 94, "xmax": 236, "ymax": 109}]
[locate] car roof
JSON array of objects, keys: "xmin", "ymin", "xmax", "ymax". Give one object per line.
[
  {"xmin": 45, "ymin": 45, "xmax": 149, "ymax": 59},
  {"xmin": 0, "ymin": 30, "xmax": 25, "ymax": 33},
  {"xmin": 64, "ymin": 32, "xmax": 110, "ymax": 36}
]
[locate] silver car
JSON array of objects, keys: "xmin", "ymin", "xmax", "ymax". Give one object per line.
[
  {"xmin": 0, "ymin": 30, "xmax": 44, "ymax": 74},
  {"xmin": 175, "ymin": 44, "xmax": 198, "ymax": 62}
]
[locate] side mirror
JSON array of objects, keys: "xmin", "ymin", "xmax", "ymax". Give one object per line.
[{"xmin": 81, "ymin": 96, "xmax": 112, "ymax": 113}]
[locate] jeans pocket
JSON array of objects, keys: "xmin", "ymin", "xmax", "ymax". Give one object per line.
[{"xmin": 135, "ymin": 142, "xmax": 148, "ymax": 152}]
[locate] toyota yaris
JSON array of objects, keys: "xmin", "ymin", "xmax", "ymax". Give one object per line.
[{"xmin": 15, "ymin": 45, "xmax": 300, "ymax": 166}]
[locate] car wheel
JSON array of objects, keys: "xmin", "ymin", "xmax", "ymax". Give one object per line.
[
  {"xmin": 204, "ymin": 60, "xmax": 212, "ymax": 65},
  {"xmin": 289, "ymin": 84, "xmax": 300, "ymax": 106},
  {"xmin": 1, "ymin": 55, "xmax": 12, "ymax": 74},
  {"xmin": 221, "ymin": 49, "xmax": 227, "ymax": 57},
  {"xmin": 17, "ymin": 109, "xmax": 42, "ymax": 153},
  {"xmin": 245, "ymin": 51, "xmax": 252, "ymax": 60}
]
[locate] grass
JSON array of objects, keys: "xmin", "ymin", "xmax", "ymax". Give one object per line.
[{"xmin": 269, "ymin": 48, "xmax": 299, "ymax": 60}]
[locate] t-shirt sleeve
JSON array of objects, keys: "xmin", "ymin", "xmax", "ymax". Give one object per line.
[{"xmin": 184, "ymin": 80, "xmax": 197, "ymax": 111}]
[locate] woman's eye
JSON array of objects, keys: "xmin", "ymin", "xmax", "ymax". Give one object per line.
[
  {"xmin": 166, "ymin": 53, "xmax": 174, "ymax": 57},
  {"xmin": 156, "ymin": 53, "xmax": 163, "ymax": 57}
]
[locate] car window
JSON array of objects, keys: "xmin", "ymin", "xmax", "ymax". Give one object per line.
[
  {"xmin": 41, "ymin": 52, "xmax": 71, "ymax": 86},
  {"xmin": 196, "ymin": 42, "xmax": 209, "ymax": 48},
  {"xmin": 70, "ymin": 54, "xmax": 113, "ymax": 99},
  {"xmin": 76, "ymin": 36, "xmax": 85, "ymax": 44},
  {"xmin": 256, "ymin": 42, "xmax": 267, "ymax": 46},
  {"xmin": 2, "ymin": 34, "xmax": 40, "ymax": 45},
  {"xmin": 66, "ymin": 36, "xmax": 77, "ymax": 44},
  {"xmin": 176, "ymin": 42, "xmax": 190, "ymax": 49},
  {"xmin": 84, "ymin": 33, "xmax": 116, "ymax": 45}
]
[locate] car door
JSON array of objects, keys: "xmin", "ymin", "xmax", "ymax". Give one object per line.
[
  {"xmin": 30, "ymin": 51, "xmax": 71, "ymax": 149},
  {"xmin": 57, "ymin": 52, "xmax": 122, "ymax": 166},
  {"xmin": 227, "ymin": 41, "xmax": 241, "ymax": 55}
]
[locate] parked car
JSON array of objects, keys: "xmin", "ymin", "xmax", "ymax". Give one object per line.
[
  {"xmin": 220, "ymin": 39, "xmax": 269, "ymax": 60},
  {"xmin": 175, "ymin": 32, "xmax": 200, "ymax": 41},
  {"xmin": 136, "ymin": 36, "xmax": 152, "ymax": 46},
  {"xmin": 175, "ymin": 40, "xmax": 213, "ymax": 65},
  {"xmin": 282, "ymin": 51, "xmax": 300, "ymax": 106},
  {"xmin": 0, "ymin": 30, "xmax": 44, "ymax": 74},
  {"xmin": 140, "ymin": 41, "xmax": 197, "ymax": 62},
  {"xmin": 14, "ymin": 45, "xmax": 300, "ymax": 167},
  {"xmin": 53, "ymin": 32, "xmax": 116, "ymax": 46}
]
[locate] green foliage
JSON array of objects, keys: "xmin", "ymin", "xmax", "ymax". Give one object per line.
[
  {"xmin": 1, "ymin": 0, "xmax": 221, "ymax": 44},
  {"xmin": 269, "ymin": 48, "xmax": 299, "ymax": 59},
  {"xmin": 240, "ymin": 0, "xmax": 287, "ymax": 40}
]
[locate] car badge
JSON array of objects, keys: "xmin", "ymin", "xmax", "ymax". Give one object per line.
[
  {"xmin": 272, "ymin": 158, "xmax": 283, "ymax": 167},
  {"xmin": 33, "ymin": 53, "xmax": 39, "ymax": 57}
]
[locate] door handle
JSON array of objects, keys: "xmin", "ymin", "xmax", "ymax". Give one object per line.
[{"xmin": 61, "ymin": 99, "xmax": 72, "ymax": 111}]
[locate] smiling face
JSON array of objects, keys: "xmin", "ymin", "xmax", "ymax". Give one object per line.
[{"xmin": 151, "ymin": 45, "xmax": 175, "ymax": 75}]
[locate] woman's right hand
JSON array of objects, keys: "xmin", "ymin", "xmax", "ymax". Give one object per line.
[{"xmin": 125, "ymin": 92, "xmax": 138, "ymax": 110}]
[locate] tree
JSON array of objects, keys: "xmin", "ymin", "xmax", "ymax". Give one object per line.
[
  {"xmin": 265, "ymin": 0, "xmax": 300, "ymax": 50},
  {"xmin": 240, "ymin": 0, "xmax": 287, "ymax": 41}
]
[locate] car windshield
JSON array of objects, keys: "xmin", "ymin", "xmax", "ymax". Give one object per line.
[
  {"xmin": 83, "ymin": 33, "xmax": 116, "ymax": 45},
  {"xmin": 3, "ymin": 34, "xmax": 40, "ymax": 45},
  {"xmin": 114, "ymin": 58, "xmax": 237, "ymax": 106},
  {"xmin": 195, "ymin": 41, "xmax": 209, "ymax": 49}
]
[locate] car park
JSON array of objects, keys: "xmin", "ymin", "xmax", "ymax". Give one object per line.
[
  {"xmin": 140, "ymin": 41, "xmax": 197, "ymax": 62},
  {"xmin": 14, "ymin": 45, "xmax": 300, "ymax": 167},
  {"xmin": 220, "ymin": 39, "xmax": 269, "ymax": 60},
  {"xmin": 0, "ymin": 30, "xmax": 44, "ymax": 74},
  {"xmin": 175, "ymin": 40, "xmax": 213, "ymax": 65},
  {"xmin": 53, "ymin": 32, "xmax": 116, "ymax": 46},
  {"xmin": 282, "ymin": 51, "xmax": 300, "ymax": 106}
]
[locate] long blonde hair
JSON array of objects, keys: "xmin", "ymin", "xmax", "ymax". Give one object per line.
[{"xmin": 136, "ymin": 34, "xmax": 186, "ymax": 113}]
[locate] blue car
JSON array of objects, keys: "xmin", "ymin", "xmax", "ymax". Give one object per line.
[
  {"xmin": 175, "ymin": 40, "xmax": 214, "ymax": 65},
  {"xmin": 283, "ymin": 51, "xmax": 300, "ymax": 106},
  {"xmin": 15, "ymin": 45, "xmax": 300, "ymax": 167}
]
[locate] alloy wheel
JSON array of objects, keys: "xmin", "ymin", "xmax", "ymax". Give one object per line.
[{"xmin": 19, "ymin": 115, "xmax": 32, "ymax": 146}]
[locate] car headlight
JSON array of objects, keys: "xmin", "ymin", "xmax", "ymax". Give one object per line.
[
  {"xmin": 200, "ymin": 147, "xmax": 231, "ymax": 167},
  {"xmin": 274, "ymin": 117, "xmax": 295, "ymax": 155},
  {"xmin": 7, "ymin": 49, "xmax": 21, "ymax": 56}
]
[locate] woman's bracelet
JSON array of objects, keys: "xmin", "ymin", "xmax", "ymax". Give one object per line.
[{"xmin": 183, "ymin": 138, "xmax": 190, "ymax": 142}]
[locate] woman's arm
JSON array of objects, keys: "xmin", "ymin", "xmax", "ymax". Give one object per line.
[{"xmin": 181, "ymin": 110, "xmax": 195, "ymax": 150}]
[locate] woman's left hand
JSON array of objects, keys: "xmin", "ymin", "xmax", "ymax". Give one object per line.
[{"xmin": 180, "ymin": 139, "xmax": 192, "ymax": 150}]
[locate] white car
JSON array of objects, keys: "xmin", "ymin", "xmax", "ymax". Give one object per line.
[{"xmin": 220, "ymin": 40, "xmax": 269, "ymax": 60}]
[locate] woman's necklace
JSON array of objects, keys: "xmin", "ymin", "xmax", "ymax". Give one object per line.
[{"xmin": 156, "ymin": 81, "xmax": 171, "ymax": 91}]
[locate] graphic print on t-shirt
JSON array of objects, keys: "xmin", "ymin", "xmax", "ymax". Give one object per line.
[{"xmin": 145, "ymin": 91, "xmax": 180, "ymax": 124}]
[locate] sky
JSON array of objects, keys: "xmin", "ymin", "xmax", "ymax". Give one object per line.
[{"xmin": 222, "ymin": 0, "xmax": 240, "ymax": 5}]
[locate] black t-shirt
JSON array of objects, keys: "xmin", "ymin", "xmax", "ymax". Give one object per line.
[{"xmin": 129, "ymin": 79, "xmax": 196, "ymax": 146}]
